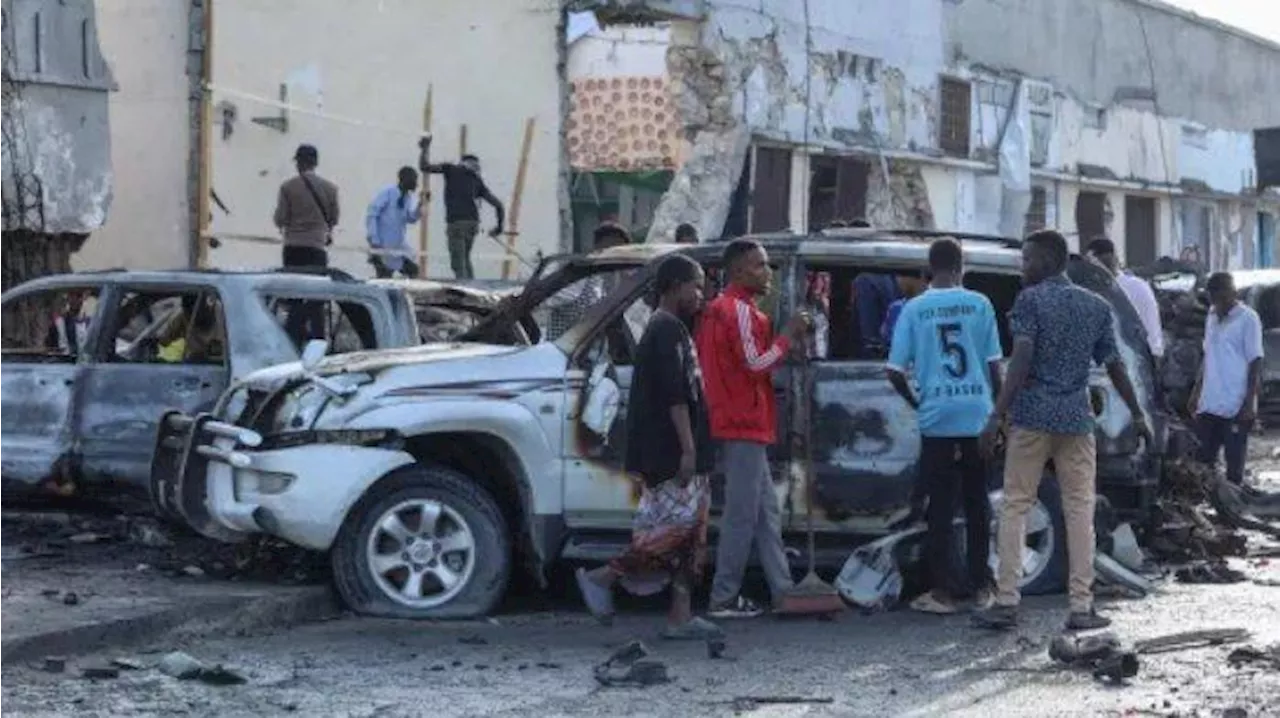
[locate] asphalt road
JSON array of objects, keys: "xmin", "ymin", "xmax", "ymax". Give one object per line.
[{"xmin": 4, "ymin": 574, "xmax": 1278, "ymax": 718}]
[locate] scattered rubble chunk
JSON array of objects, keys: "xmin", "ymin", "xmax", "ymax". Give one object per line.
[
  {"xmin": 457, "ymin": 634, "xmax": 488, "ymax": 646},
  {"xmin": 1174, "ymin": 561, "xmax": 1245, "ymax": 584},
  {"xmin": 182, "ymin": 565, "xmax": 206, "ymax": 578},
  {"xmin": 1226, "ymin": 645, "xmax": 1280, "ymax": 671},
  {"xmin": 68, "ymin": 532, "xmax": 109, "ymax": 545},
  {"xmin": 1134, "ymin": 629, "xmax": 1250, "ymax": 655},
  {"xmin": 41, "ymin": 657, "xmax": 66, "ymax": 673},
  {"xmin": 196, "ymin": 665, "xmax": 247, "ymax": 686},
  {"xmin": 110, "ymin": 657, "xmax": 146, "ymax": 671},
  {"xmin": 594, "ymin": 640, "xmax": 669, "ymax": 688},
  {"xmin": 81, "ymin": 665, "xmax": 120, "ymax": 680},
  {"xmin": 1222, "ymin": 708, "xmax": 1248, "ymax": 718},
  {"xmin": 62, "ymin": 591, "xmax": 81, "ymax": 606},
  {"xmin": 158, "ymin": 651, "xmax": 206, "ymax": 679},
  {"xmin": 128, "ymin": 521, "xmax": 173, "ymax": 548}
]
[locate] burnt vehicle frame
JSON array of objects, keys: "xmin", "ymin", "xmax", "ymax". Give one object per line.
[
  {"xmin": 1, "ymin": 268, "xmax": 418, "ymax": 505},
  {"xmin": 150, "ymin": 229, "xmax": 1166, "ymax": 616}
]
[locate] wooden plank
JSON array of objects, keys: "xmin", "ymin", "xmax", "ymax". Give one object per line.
[
  {"xmin": 195, "ymin": 0, "xmax": 214, "ymax": 268},
  {"xmin": 417, "ymin": 85, "xmax": 433, "ymax": 268},
  {"xmin": 502, "ymin": 117, "xmax": 536, "ymax": 280}
]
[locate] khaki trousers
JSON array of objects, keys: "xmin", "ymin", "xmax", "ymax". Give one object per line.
[{"xmin": 995, "ymin": 427, "xmax": 1097, "ymax": 613}]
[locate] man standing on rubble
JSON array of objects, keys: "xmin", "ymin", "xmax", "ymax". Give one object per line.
[
  {"xmin": 974, "ymin": 229, "xmax": 1151, "ymax": 632},
  {"xmin": 886, "ymin": 238, "xmax": 1002, "ymax": 615},
  {"xmin": 697, "ymin": 239, "xmax": 809, "ymax": 619},
  {"xmin": 419, "ymin": 136, "xmax": 505, "ymax": 279},
  {"xmin": 1086, "ymin": 237, "xmax": 1164, "ymax": 360},
  {"xmin": 1189, "ymin": 272, "xmax": 1264, "ymax": 485},
  {"xmin": 366, "ymin": 166, "xmax": 423, "ymax": 278}
]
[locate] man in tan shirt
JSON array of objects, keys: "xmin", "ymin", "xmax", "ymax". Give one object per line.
[
  {"xmin": 273, "ymin": 144, "xmax": 340, "ymax": 269},
  {"xmin": 273, "ymin": 144, "xmax": 339, "ymax": 343}
]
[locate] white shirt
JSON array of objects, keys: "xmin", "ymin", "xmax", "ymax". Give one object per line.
[
  {"xmin": 1197, "ymin": 303, "xmax": 1264, "ymax": 418},
  {"xmin": 1116, "ymin": 272, "xmax": 1164, "ymax": 357}
]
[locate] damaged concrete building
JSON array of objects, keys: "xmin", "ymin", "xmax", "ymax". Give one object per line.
[
  {"xmin": 2, "ymin": 0, "xmax": 115, "ymax": 287},
  {"xmin": 574, "ymin": 0, "xmax": 1280, "ymax": 269},
  {"xmin": 81, "ymin": 0, "xmax": 1277, "ymax": 277}
]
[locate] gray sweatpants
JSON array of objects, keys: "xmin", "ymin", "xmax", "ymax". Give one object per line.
[{"xmin": 710, "ymin": 440, "xmax": 794, "ymax": 606}]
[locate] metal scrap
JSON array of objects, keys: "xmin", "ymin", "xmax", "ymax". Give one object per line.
[
  {"xmin": 593, "ymin": 640, "xmax": 669, "ymax": 688},
  {"xmin": 1133, "ymin": 628, "xmax": 1250, "ymax": 655},
  {"xmin": 1047, "ymin": 633, "xmax": 1139, "ymax": 684}
]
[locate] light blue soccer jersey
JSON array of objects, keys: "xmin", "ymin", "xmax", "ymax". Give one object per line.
[{"xmin": 886, "ymin": 287, "xmax": 1002, "ymax": 437}]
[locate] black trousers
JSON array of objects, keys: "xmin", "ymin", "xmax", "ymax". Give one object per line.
[
  {"xmin": 370, "ymin": 256, "xmax": 421, "ymax": 279},
  {"xmin": 282, "ymin": 245, "xmax": 328, "ymax": 346},
  {"xmin": 920, "ymin": 436, "xmax": 992, "ymax": 597},
  {"xmin": 1195, "ymin": 413, "xmax": 1249, "ymax": 485}
]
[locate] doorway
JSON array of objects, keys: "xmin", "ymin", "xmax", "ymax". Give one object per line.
[
  {"xmin": 751, "ymin": 147, "xmax": 792, "ymax": 233},
  {"xmin": 1076, "ymin": 191, "xmax": 1108, "ymax": 248},
  {"xmin": 1124, "ymin": 196, "xmax": 1157, "ymax": 267}
]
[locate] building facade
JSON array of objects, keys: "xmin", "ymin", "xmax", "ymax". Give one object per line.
[
  {"xmin": 595, "ymin": 0, "xmax": 1280, "ymax": 269},
  {"xmin": 85, "ymin": 0, "xmax": 1279, "ymax": 277}
]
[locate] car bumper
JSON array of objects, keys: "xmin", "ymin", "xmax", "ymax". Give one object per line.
[{"xmin": 151, "ymin": 411, "xmax": 413, "ymax": 550}]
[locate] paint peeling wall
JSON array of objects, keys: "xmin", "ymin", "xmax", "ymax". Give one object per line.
[
  {"xmin": 1, "ymin": 0, "xmax": 115, "ymax": 236},
  {"xmin": 206, "ymin": 0, "xmax": 565, "ymax": 279},
  {"xmin": 76, "ymin": 0, "xmax": 191, "ymax": 271},
  {"xmin": 703, "ymin": 0, "xmax": 944, "ymax": 153}
]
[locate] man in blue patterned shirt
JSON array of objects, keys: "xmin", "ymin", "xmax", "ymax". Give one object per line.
[{"xmin": 974, "ymin": 230, "xmax": 1151, "ymax": 632}]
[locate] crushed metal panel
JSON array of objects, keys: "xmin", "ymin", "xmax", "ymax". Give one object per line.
[
  {"xmin": 808, "ymin": 362, "xmax": 919, "ymax": 526},
  {"xmin": 0, "ymin": 361, "xmax": 80, "ymax": 485}
]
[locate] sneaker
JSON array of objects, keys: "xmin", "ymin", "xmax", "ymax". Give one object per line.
[
  {"xmin": 972, "ymin": 587, "xmax": 996, "ymax": 611},
  {"xmin": 574, "ymin": 567, "xmax": 614, "ymax": 624},
  {"xmin": 1065, "ymin": 609, "xmax": 1112, "ymax": 631},
  {"xmin": 910, "ymin": 592, "xmax": 958, "ymax": 615},
  {"xmin": 971, "ymin": 604, "xmax": 1018, "ymax": 631},
  {"xmin": 707, "ymin": 595, "xmax": 764, "ymax": 619}
]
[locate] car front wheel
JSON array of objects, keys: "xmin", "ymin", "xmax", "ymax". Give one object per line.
[{"xmin": 331, "ymin": 463, "xmax": 510, "ymax": 619}]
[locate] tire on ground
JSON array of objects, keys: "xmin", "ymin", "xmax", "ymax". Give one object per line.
[{"xmin": 331, "ymin": 463, "xmax": 511, "ymax": 619}]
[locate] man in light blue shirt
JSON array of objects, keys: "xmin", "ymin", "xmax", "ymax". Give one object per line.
[
  {"xmin": 886, "ymin": 237, "xmax": 1003, "ymax": 615},
  {"xmin": 366, "ymin": 166, "xmax": 423, "ymax": 278}
]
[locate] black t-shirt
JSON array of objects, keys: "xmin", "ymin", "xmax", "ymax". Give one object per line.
[
  {"xmin": 440, "ymin": 164, "xmax": 490, "ymax": 223},
  {"xmin": 624, "ymin": 310, "xmax": 714, "ymax": 488}
]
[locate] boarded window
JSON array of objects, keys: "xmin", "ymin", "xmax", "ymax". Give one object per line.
[
  {"xmin": 751, "ymin": 146, "xmax": 792, "ymax": 233},
  {"xmin": 939, "ymin": 77, "xmax": 972, "ymax": 158},
  {"xmin": 1024, "ymin": 186, "xmax": 1048, "ymax": 235}
]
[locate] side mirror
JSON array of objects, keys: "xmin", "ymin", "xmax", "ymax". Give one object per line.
[{"xmin": 301, "ymin": 339, "xmax": 328, "ymax": 371}]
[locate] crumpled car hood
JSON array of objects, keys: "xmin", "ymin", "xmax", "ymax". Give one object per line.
[{"xmin": 231, "ymin": 342, "xmax": 532, "ymax": 393}]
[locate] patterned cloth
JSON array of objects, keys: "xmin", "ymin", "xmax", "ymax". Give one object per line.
[
  {"xmin": 609, "ymin": 475, "xmax": 710, "ymax": 596},
  {"xmin": 1008, "ymin": 274, "xmax": 1119, "ymax": 435}
]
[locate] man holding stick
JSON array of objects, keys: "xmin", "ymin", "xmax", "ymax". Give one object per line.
[{"xmin": 419, "ymin": 136, "xmax": 505, "ymax": 279}]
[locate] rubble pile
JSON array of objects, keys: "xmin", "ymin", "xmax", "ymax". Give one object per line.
[
  {"xmin": 1154, "ymin": 286, "xmax": 1208, "ymax": 414},
  {"xmin": 2, "ymin": 512, "xmax": 329, "ymax": 584}
]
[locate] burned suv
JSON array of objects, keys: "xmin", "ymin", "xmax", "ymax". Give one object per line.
[{"xmin": 152, "ymin": 230, "xmax": 1165, "ymax": 619}]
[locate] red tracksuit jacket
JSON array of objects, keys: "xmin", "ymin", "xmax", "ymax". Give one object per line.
[{"xmin": 695, "ymin": 284, "xmax": 791, "ymax": 445}]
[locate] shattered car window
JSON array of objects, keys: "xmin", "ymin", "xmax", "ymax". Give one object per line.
[
  {"xmin": 109, "ymin": 290, "xmax": 227, "ymax": 365},
  {"xmin": 2, "ymin": 287, "xmax": 102, "ymax": 361},
  {"xmin": 263, "ymin": 296, "xmax": 377, "ymax": 354}
]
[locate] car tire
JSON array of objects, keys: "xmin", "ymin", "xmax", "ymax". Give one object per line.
[
  {"xmin": 331, "ymin": 463, "xmax": 510, "ymax": 619},
  {"xmin": 987, "ymin": 474, "xmax": 1068, "ymax": 596}
]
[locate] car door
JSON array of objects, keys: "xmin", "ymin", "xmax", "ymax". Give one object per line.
[
  {"xmin": 800, "ymin": 259, "xmax": 919, "ymax": 533},
  {"xmin": 0, "ymin": 284, "xmax": 104, "ymax": 487},
  {"xmin": 75, "ymin": 285, "xmax": 231, "ymax": 492},
  {"xmin": 558, "ymin": 268, "xmax": 650, "ymax": 531}
]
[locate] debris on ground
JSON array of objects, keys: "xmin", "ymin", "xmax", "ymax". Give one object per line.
[
  {"xmin": 594, "ymin": 640, "xmax": 670, "ymax": 688},
  {"xmin": 1174, "ymin": 561, "xmax": 1246, "ymax": 584},
  {"xmin": 1, "ymin": 512, "xmax": 330, "ymax": 585},
  {"xmin": 726, "ymin": 696, "xmax": 835, "ymax": 711},
  {"xmin": 80, "ymin": 665, "xmax": 120, "ymax": 680},
  {"xmin": 1226, "ymin": 644, "xmax": 1280, "ymax": 671},
  {"xmin": 1133, "ymin": 628, "xmax": 1250, "ymax": 655},
  {"xmin": 61, "ymin": 591, "xmax": 81, "ymax": 606},
  {"xmin": 156, "ymin": 651, "xmax": 246, "ymax": 685},
  {"xmin": 110, "ymin": 657, "xmax": 146, "ymax": 671},
  {"xmin": 457, "ymin": 634, "xmax": 488, "ymax": 646},
  {"xmin": 41, "ymin": 657, "xmax": 66, "ymax": 673},
  {"xmin": 1048, "ymin": 632, "xmax": 1140, "ymax": 684}
]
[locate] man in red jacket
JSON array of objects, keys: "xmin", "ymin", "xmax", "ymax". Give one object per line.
[{"xmin": 697, "ymin": 239, "xmax": 809, "ymax": 618}]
